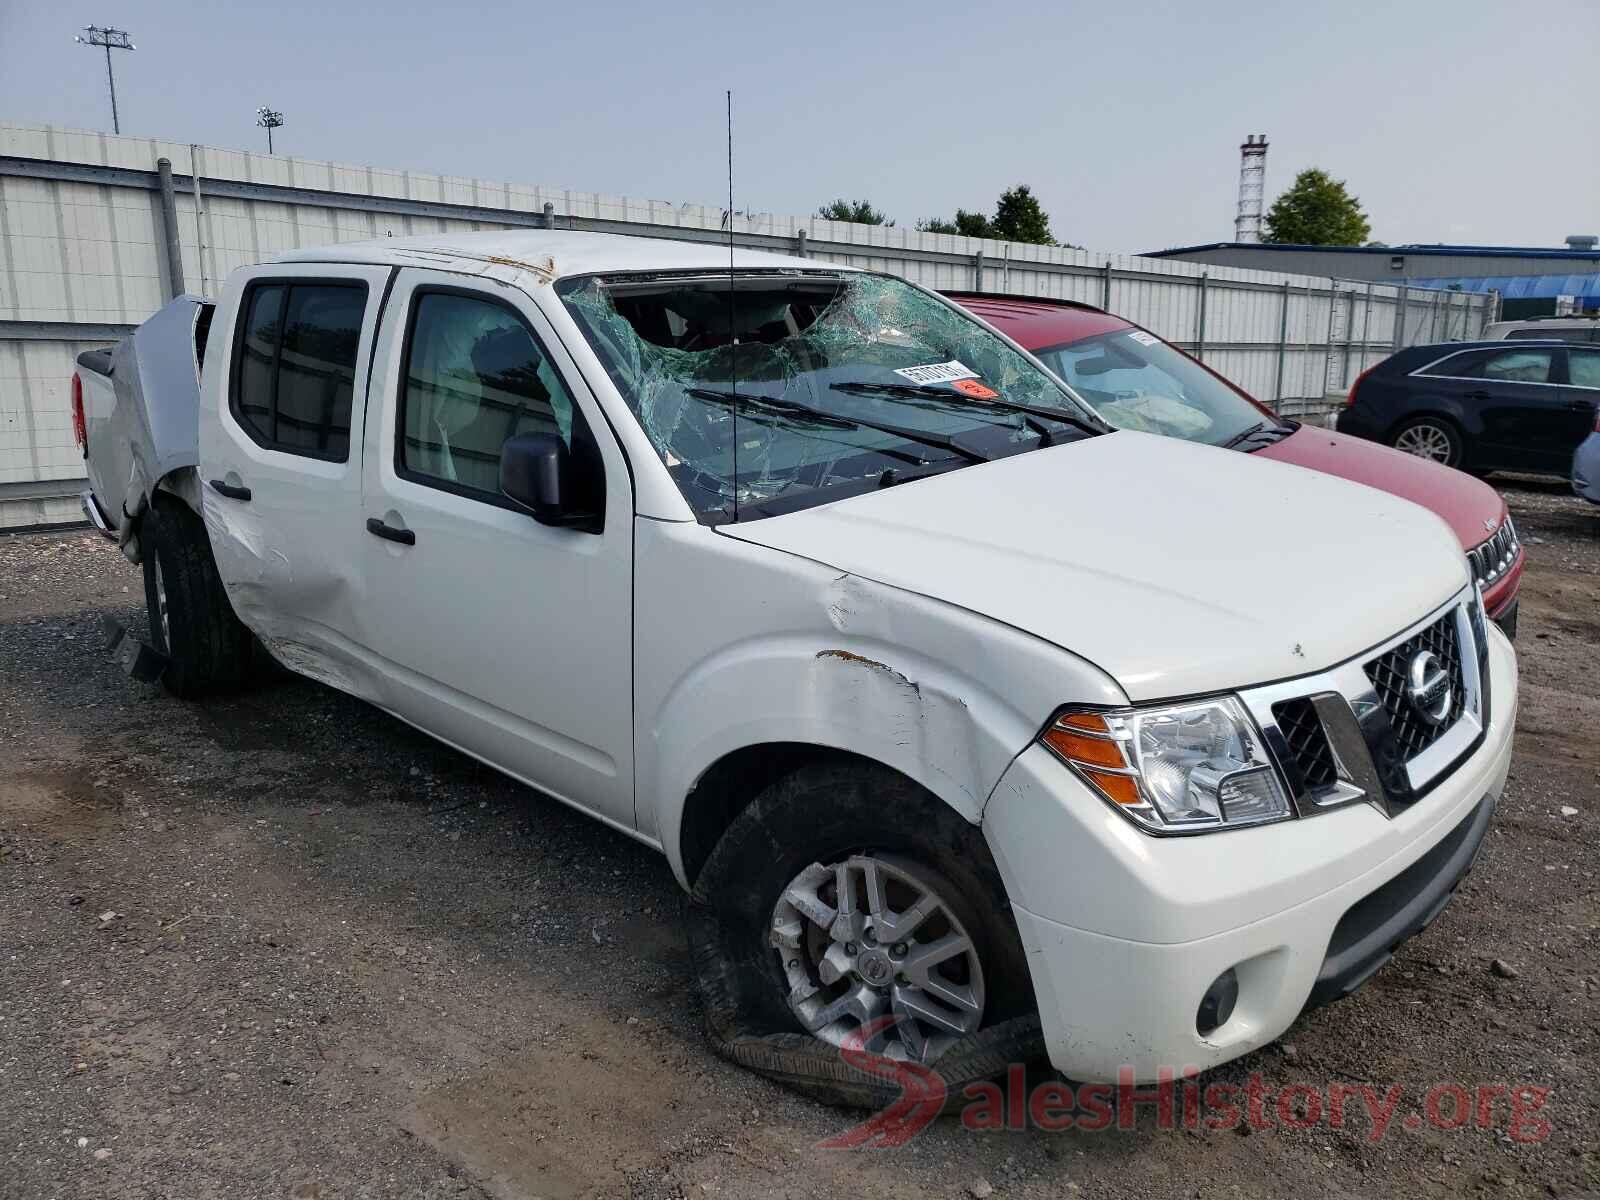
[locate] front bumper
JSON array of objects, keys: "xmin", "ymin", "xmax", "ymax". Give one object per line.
[{"xmin": 983, "ymin": 623, "xmax": 1517, "ymax": 1083}]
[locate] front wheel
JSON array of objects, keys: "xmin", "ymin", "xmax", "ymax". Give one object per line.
[
  {"xmin": 1390, "ymin": 416, "xmax": 1464, "ymax": 467},
  {"xmin": 687, "ymin": 759, "xmax": 1042, "ymax": 1107}
]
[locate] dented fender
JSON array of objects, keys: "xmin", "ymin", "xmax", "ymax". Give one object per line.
[{"xmin": 632, "ymin": 517, "xmax": 1126, "ymax": 887}]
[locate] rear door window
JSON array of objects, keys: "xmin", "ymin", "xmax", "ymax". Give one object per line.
[
  {"xmin": 1480, "ymin": 349, "xmax": 1554, "ymax": 382},
  {"xmin": 230, "ymin": 280, "xmax": 368, "ymax": 460},
  {"xmin": 1568, "ymin": 348, "xmax": 1600, "ymax": 390},
  {"xmin": 1421, "ymin": 348, "xmax": 1553, "ymax": 383}
]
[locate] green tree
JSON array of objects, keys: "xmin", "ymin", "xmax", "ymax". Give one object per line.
[
  {"xmin": 1263, "ymin": 169, "xmax": 1371, "ymax": 246},
  {"xmin": 918, "ymin": 186, "xmax": 1058, "ymax": 244},
  {"xmin": 816, "ymin": 198, "xmax": 893, "ymax": 226},
  {"xmin": 917, "ymin": 209, "xmax": 995, "ymax": 237},
  {"xmin": 991, "ymin": 184, "xmax": 1054, "ymax": 244}
]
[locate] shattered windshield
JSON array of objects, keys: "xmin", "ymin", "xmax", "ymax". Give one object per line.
[{"xmin": 557, "ymin": 270, "xmax": 1102, "ymax": 519}]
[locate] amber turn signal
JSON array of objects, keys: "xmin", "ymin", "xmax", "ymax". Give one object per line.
[{"xmin": 1040, "ymin": 713, "xmax": 1143, "ymax": 806}]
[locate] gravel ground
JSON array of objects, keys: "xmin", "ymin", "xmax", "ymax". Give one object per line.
[{"xmin": 2, "ymin": 479, "xmax": 1597, "ymax": 1200}]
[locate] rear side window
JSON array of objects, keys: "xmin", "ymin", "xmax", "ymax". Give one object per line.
[
  {"xmin": 398, "ymin": 290, "xmax": 582, "ymax": 500},
  {"xmin": 1480, "ymin": 349, "xmax": 1553, "ymax": 382},
  {"xmin": 231, "ymin": 280, "xmax": 367, "ymax": 460},
  {"xmin": 1421, "ymin": 348, "xmax": 1552, "ymax": 383}
]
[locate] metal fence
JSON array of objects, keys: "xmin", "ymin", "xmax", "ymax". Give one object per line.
[{"xmin": 0, "ymin": 122, "xmax": 1498, "ymax": 528}]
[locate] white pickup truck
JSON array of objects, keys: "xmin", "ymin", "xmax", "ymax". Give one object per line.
[{"xmin": 74, "ymin": 230, "xmax": 1516, "ymax": 1098}]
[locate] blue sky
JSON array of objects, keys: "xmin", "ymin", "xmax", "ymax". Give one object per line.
[{"xmin": 3, "ymin": 0, "xmax": 1595, "ymax": 252}]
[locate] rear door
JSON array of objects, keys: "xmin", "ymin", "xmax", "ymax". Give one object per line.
[
  {"xmin": 199, "ymin": 262, "xmax": 393, "ymax": 694},
  {"xmin": 1474, "ymin": 347, "xmax": 1566, "ymax": 469},
  {"xmin": 1559, "ymin": 346, "xmax": 1600, "ymax": 449},
  {"xmin": 354, "ymin": 268, "xmax": 637, "ymax": 830},
  {"xmin": 1418, "ymin": 346, "xmax": 1561, "ymax": 469}
]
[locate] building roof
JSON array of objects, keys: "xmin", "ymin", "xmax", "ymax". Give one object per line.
[
  {"xmin": 272, "ymin": 230, "xmax": 827, "ymax": 280},
  {"xmin": 1143, "ymin": 241, "xmax": 1600, "ymax": 262}
]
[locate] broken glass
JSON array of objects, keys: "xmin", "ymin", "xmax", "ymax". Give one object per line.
[{"xmin": 558, "ymin": 271, "xmax": 1100, "ymax": 518}]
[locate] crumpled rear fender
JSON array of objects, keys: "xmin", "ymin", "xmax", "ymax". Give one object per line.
[{"xmin": 87, "ymin": 296, "xmax": 208, "ymax": 563}]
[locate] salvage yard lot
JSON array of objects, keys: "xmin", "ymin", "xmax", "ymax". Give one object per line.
[{"xmin": 2, "ymin": 481, "xmax": 1597, "ymax": 1200}]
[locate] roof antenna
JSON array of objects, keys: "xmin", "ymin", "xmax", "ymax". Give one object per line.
[{"xmin": 726, "ymin": 88, "xmax": 739, "ymax": 524}]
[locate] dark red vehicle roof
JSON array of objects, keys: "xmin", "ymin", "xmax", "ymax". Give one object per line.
[{"xmin": 948, "ymin": 293, "xmax": 1130, "ymax": 348}]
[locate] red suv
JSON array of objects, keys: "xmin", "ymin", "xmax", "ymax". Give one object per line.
[{"xmin": 950, "ymin": 293, "xmax": 1523, "ymax": 633}]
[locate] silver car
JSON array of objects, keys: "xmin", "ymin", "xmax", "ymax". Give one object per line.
[
  {"xmin": 1483, "ymin": 317, "xmax": 1600, "ymax": 343},
  {"xmin": 1575, "ymin": 426, "xmax": 1600, "ymax": 504}
]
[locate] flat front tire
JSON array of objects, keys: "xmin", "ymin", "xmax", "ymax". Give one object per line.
[{"xmin": 687, "ymin": 759, "xmax": 1042, "ymax": 1106}]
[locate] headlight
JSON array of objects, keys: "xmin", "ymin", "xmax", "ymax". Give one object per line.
[{"xmin": 1041, "ymin": 697, "xmax": 1293, "ymax": 834}]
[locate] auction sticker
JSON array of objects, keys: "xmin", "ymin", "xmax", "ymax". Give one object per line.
[
  {"xmin": 1126, "ymin": 331, "xmax": 1160, "ymax": 346},
  {"xmin": 894, "ymin": 360, "xmax": 978, "ymax": 385}
]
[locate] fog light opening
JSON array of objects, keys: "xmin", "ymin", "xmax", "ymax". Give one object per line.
[{"xmin": 1196, "ymin": 967, "xmax": 1239, "ymax": 1036}]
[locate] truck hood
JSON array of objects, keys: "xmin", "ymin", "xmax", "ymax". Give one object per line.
[
  {"xmin": 720, "ymin": 430, "xmax": 1469, "ymax": 701},
  {"xmin": 1257, "ymin": 425, "xmax": 1507, "ymax": 551}
]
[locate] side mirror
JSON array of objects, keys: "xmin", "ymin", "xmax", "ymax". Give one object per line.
[{"xmin": 499, "ymin": 433, "xmax": 600, "ymax": 531}]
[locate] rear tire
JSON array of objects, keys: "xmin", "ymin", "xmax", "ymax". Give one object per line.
[
  {"xmin": 140, "ymin": 493, "xmax": 253, "ymax": 698},
  {"xmin": 1390, "ymin": 416, "xmax": 1464, "ymax": 468}
]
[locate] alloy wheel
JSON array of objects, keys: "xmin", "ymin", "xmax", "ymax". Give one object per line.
[
  {"xmin": 1394, "ymin": 422, "xmax": 1456, "ymax": 464},
  {"xmin": 770, "ymin": 854, "xmax": 985, "ymax": 1063}
]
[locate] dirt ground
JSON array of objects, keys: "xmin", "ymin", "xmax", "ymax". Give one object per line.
[{"xmin": 2, "ymin": 478, "xmax": 1597, "ymax": 1200}]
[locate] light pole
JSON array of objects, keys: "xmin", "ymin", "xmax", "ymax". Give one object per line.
[
  {"xmin": 256, "ymin": 107, "xmax": 284, "ymax": 154},
  {"xmin": 74, "ymin": 26, "xmax": 135, "ymax": 135}
]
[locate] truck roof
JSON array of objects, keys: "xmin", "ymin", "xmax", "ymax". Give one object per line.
[{"xmin": 271, "ymin": 230, "xmax": 833, "ymax": 281}]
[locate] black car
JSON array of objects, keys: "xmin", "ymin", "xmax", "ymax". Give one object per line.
[{"xmin": 1336, "ymin": 339, "xmax": 1600, "ymax": 474}]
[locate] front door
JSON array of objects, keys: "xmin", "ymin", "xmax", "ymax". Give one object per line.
[{"xmin": 356, "ymin": 269, "xmax": 637, "ymax": 831}]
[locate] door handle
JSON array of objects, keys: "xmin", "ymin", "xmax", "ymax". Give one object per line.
[
  {"xmin": 209, "ymin": 478, "xmax": 252, "ymax": 501},
  {"xmin": 366, "ymin": 517, "xmax": 415, "ymax": 546},
  {"xmin": 1464, "ymin": 391, "xmax": 1490, "ymax": 401}
]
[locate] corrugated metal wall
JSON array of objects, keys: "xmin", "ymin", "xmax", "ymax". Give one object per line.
[{"xmin": 0, "ymin": 122, "xmax": 1496, "ymax": 529}]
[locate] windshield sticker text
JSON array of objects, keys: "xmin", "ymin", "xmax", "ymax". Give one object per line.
[{"xmin": 894, "ymin": 360, "xmax": 978, "ymax": 385}]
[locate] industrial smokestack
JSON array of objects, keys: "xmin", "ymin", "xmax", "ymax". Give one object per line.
[{"xmin": 1235, "ymin": 134, "xmax": 1269, "ymax": 244}]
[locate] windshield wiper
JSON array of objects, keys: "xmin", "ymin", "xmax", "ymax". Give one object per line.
[
  {"xmin": 685, "ymin": 387, "xmax": 855, "ymax": 431},
  {"xmin": 683, "ymin": 387, "xmax": 990, "ymax": 463},
  {"xmin": 1220, "ymin": 421, "xmax": 1268, "ymax": 449},
  {"xmin": 829, "ymin": 380, "xmax": 1109, "ymax": 439}
]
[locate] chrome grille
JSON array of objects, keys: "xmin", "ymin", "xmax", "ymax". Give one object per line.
[
  {"xmin": 1364, "ymin": 612, "xmax": 1467, "ymax": 761},
  {"xmin": 1240, "ymin": 590, "xmax": 1486, "ymax": 820},
  {"xmin": 1272, "ymin": 697, "xmax": 1338, "ymax": 792},
  {"xmin": 1469, "ymin": 516, "xmax": 1519, "ymax": 589}
]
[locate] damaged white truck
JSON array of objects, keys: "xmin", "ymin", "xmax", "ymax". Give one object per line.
[{"xmin": 74, "ymin": 231, "xmax": 1517, "ymax": 1102}]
